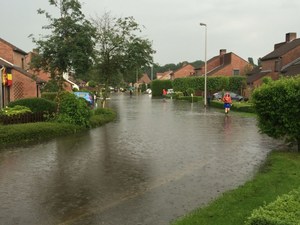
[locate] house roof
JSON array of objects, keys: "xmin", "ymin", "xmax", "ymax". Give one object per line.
[
  {"xmin": 0, "ymin": 57, "xmax": 45, "ymax": 84},
  {"xmin": 0, "ymin": 37, "xmax": 28, "ymax": 55},
  {"xmin": 261, "ymin": 38, "xmax": 300, "ymax": 60},
  {"xmin": 157, "ymin": 70, "xmax": 173, "ymax": 80},
  {"xmin": 281, "ymin": 57, "xmax": 300, "ymax": 76},
  {"xmin": 171, "ymin": 64, "xmax": 195, "ymax": 78},
  {"xmin": 247, "ymin": 70, "xmax": 271, "ymax": 84},
  {"xmin": 138, "ymin": 73, "xmax": 151, "ymax": 84}
]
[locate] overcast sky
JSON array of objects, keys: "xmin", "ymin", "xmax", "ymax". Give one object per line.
[{"xmin": 2, "ymin": 0, "xmax": 300, "ymax": 65}]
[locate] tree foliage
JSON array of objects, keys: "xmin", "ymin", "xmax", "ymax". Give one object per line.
[
  {"xmin": 30, "ymin": 0, "xmax": 96, "ymax": 84},
  {"xmin": 90, "ymin": 12, "xmax": 155, "ymax": 105},
  {"xmin": 252, "ymin": 76, "xmax": 300, "ymax": 151}
]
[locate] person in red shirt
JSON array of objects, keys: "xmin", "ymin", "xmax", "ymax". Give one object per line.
[
  {"xmin": 162, "ymin": 89, "xmax": 167, "ymax": 96},
  {"xmin": 222, "ymin": 92, "xmax": 232, "ymax": 114}
]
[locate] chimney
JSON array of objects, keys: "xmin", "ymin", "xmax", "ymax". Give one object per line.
[
  {"xmin": 220, "ymin": 49, "xmax": 226, "ymax": 56},
  {"xmin": 286, "ymin": 32, "xmax": 297, "ymax": 43},
  {"xmin": 220, "ymin": 49, "xmax": 226, "ymax": 65}
]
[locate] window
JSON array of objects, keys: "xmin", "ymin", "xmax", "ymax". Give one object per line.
[{"xmin": 233, "ymin": 69, "xmax": 240, "ymax": 75}]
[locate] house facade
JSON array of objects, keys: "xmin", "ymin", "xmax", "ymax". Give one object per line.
[
  {"xmin": 0, "ymin": 38, "xmax": 45, "ymax": 108},
  {"xmin": 195, "ymin": 49, "xmax": 250, "ymax": 77},
  {"xmin": 170, "ymin": 64, "xmax": 195, "ymax": 80},
  {"xmin": 247, "ymin": 32, "xmax": 300, "ymax": 88}
]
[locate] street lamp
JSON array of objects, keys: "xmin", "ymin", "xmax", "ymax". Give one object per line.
[{"xmin": 200, "ymin": 22, "xmax": 207, "ymax": 107}]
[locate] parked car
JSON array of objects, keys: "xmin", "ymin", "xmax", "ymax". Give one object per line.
[
  {"xmin": 73, "ymin": 91, "xmax": 94, "ymax": 107},
  {"xmin": 167, "ymin": 89, "xmax": 174, "ymax": 95},
  {"xmin": 212, "ymin": 91, "xmax": 244, "ymax": 101},
  {"xmin": 146, "ymin": 88, "xmax": 152, "ymax": 94}
]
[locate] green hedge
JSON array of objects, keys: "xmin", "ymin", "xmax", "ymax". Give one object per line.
[
  {"xmin": 177, "ymin": 96, "xmax": 202, "ymax": 102},
  {"xmin": 245, "ymin": 188, "xmax": 300, "ymax": 225},
  {"xmin": 151, "ymin": 80, "xmax": 173, "ymax": 97},
  {"xmin": 173, "ymin": 76, "xmax": 246, "ymax": 94},
  {"xmin": 210, "ymin": 100, "xmax": 255, "ymax": 113},
  {"xmin": 89, "ymin": 108, "xmax": 117, "ymax": 127},
  {"xmin": 0, "ymin": 122, "xmax": 83, "ymax": 148},
  {"xmin": 8, "ymin": 97, "xmax": 57, "ymax": 113}
]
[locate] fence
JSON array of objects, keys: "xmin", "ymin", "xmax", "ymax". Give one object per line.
[{"xmin": 0, "ymin": 112, "xmax": 47, "ymax": 125}]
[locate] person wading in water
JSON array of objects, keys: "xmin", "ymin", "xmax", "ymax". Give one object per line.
[{"xmin": 222, "ymin": 92, "xmax": 232, "ymax": 114}]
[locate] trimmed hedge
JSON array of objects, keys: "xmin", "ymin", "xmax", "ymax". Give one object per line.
[
  {"xmin": 151, "ymin": 80, "xmax": 173, "ymax": 97},
  {"xmin": 7, "ymin": 97, "xmax": 57, "ymax": 113},
  {"xmin": 89, "ymin": 108, "xmax": 117, "ymax": 127},
  {"xmin": 210, "ymin": 100, "xmax": 255, "ymax": 113},
  {"xmin": 245, "ymin": 188, "xmax": 300, "ymax": 225},
  {"xmin": 173, "ymin": 76, "xmax": 246, "ymax": 94},
  {"xmin": 0, "ymin": 122, "xmax": 83, "ymax": 148}
]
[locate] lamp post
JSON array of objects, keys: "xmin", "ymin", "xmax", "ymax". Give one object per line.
[{"xmin": 200, "ymin": 22, "xmax": 207, "ymax": 107}]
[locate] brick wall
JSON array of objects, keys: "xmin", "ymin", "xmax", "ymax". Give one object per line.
[
  {"xmin": 0, "ymin": 40, "xmax": 13, "ymax": 62},
  {"xmin": 10, "ymin": 70, "xmax": 39, "ymax": 102}
]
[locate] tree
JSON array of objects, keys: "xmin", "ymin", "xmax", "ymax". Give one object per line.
[
  {"xmin": 30, "ymin": 0, "xmax": 96, "ymax": 89},
  {"xmin": 252, "ymin": 76, "xmax": 300, "ymax": 151},
  {"xmin": 90, "ymin": 12, "xmax": 155, "ymax": 107}
]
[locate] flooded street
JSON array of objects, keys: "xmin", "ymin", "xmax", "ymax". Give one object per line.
[{"xmin": 0, "ymin": 93, "xmax": 281, "ymax": 225}]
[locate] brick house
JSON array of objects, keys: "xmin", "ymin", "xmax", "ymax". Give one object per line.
[
  {"xmin": 137, "ymin": 73, "xmax": 151, "ymax": 85},
  {"xmin": 170, "ymin": 64, "xmax": 195, "ymax": 80},
  {"xmin": 195, "ymin": 49, "xmax": 250, "ymax": 77},
  {"xmin": 247, "ymin": 32, "xmax": 300, "ymax": 88},
  {"xmin": 0, "ymin": 38, "xmax": 45, "ymax": 108},
  {"xmin": 157, "ymin": 70, "xmax": 173, "ymax": 80}
]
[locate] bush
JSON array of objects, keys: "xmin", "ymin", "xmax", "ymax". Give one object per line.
[
  {"xmin": 186, "ymin": 88, "xmax": 195, "ymax": 96},
  {"xmin": 7, "ymin": 98, "xmax": 57, "ymax": 113},
  {"xmin": 245, "ymin": 188, "xmax": 300, "ymax": 225},
  {"xmin": 55, "ymin": 92, "xmax": 92, "ymax": 127},
  {"xmin": 1, "ymin": 105, "xmax": 32, "ymax": 116},
  {"xmin": 89, "ymin": 108, "xmax": 117, "ymax": 127},
  {"xmin": 252, "ymin": 76, "xmax": 300, "ymax": 151}
]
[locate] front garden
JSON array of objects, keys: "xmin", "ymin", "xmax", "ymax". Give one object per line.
[{"xmin": 0, "ymin": 92, "xmax": 116, "ymax": 148}]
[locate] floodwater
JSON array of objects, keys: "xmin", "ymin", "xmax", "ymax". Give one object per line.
[{"xmin": 0, "ymin": 93, "xmax": 282, "ymax": 225}]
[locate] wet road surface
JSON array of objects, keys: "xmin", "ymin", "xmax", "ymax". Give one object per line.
[{"xmin": 0, "ymin": 93, "xmax": 281, "ymax": 225}]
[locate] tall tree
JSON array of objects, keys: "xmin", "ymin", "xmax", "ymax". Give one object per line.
[
  {"xmin": 91, "ymin": 12, "xmax": 155, "ymax": 106},
  {"xmin": 30, "ymin": 0, "xmax": 96, "ymax": 88}
]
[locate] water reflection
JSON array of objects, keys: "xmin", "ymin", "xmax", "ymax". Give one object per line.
[{"xmin": 0, "ymin": 93, "xmax": 281, "ymax": 225}]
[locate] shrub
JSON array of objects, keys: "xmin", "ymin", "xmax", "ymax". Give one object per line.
[
  {"xmin": 186, "ymin": 88, "xmax": 195, "ymax": 96},
  {"xmin": 90, "ymin": 108, "xmax": 117, "ymax": 127},
  {"xmin": 252, "ymin": 76, "xmax": 300, "ymax": 151},
  {"xmin": 55, "ymin": 92, "xmax": 92, "ymax": 127},
  {"xmin": 245, "ymin": 188, "xmax": 300, "ymax": 225},
  {"xmin": 7, "ymin": 98, "xmax": 57, "ymax": 113},
  {"xmin": 1, "ymin": 105, "xmax": 32, "ymax": 116}
]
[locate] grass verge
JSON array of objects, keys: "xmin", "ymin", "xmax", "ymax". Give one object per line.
[{"xmin": 171, "ymin": 151, "xmax": 300, "ymax": 225}]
